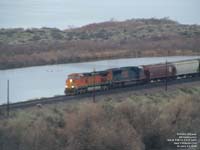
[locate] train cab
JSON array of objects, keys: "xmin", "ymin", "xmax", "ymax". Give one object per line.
[
  {"xmin": 64, "ymin": 71, "xmax": 108, "ymax": 95},
  {"xmin": 64, "ymin": 73, "xmax": 83, "ymax": 94}
]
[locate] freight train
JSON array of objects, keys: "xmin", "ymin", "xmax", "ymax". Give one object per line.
[{"xmin": 64, "ymin": 59, "xmax": 200, "ymax": 95}]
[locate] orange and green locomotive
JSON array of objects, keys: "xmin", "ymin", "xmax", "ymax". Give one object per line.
[{"xmin": 64, "ymin": 67, "xmax": 145, "ymax": 95}]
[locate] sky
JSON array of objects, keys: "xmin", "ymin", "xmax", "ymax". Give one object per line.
[{"xmin": 0, "ymin": 0, "xmax": 199, "ymax": 29}]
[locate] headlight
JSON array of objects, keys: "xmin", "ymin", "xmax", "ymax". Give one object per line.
[
  {"xmin": 70, "ymin": 79, "xmax": 73, "ymax": 83},
  {"xmin": 65, "ymin": 85, "xmax": 68, "ymax": 88},
  {"xmin": 71, "ymin": 85, "xmax": 74, "ymax": 88}
]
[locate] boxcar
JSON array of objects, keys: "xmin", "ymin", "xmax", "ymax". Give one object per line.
[
  {"xmin": 172, "ymin": 59, "xmax": 199, "ymax": 76},
  {"xmin": 143, "ymin": 63, "xmax": 176, "ymax": 80}
]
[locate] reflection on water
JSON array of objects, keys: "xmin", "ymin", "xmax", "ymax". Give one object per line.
[{"xmin": 0, "ymin": 56, "xmax": 199, "ymax": 104}]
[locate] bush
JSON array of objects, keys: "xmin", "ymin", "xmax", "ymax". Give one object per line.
[{"xmin": 0, "ymin": 91, "xmax": 199, "ymax": 150}]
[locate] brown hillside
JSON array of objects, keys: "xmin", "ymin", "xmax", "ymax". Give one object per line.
[{"xmin": 0, "ymin": 18, "xmax": 200, "ymax": 69}]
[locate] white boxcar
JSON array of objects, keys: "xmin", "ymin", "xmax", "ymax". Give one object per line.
[{"xmin": 172, "ymin": 59, "xmax": 199, "ymax": 76}]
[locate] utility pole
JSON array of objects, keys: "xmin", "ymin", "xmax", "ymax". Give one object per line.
[
  {"xmin": 165, "ymin": 60, "xmax": 168, "ymax": 91},
  {"xmin": 7, "ymin": 80, "xmax": 10, "ymax": 117},
  {"xmin": 93, "ymin": 68, "xmax": 96, "ymax": 103},
  {"xmin": 199, "ymin": 58, "xmax": 200, "ymax": 77},
  {"xmin": 135, "ymin": 50, "xmax": 138, "ymax": 58}
]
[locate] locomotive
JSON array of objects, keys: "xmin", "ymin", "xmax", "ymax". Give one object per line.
[{"xmin": 64, "ymin": 59, "xmax": 200, "ymax": 95}]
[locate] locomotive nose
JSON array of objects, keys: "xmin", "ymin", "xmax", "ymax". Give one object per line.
[
  {"xmin": 66, "ymin": 79, "xmax": 74, "ymax": 89},
  {"xmin": 64, "ymin": 78, "xmax": 75, "ymax": 95}
]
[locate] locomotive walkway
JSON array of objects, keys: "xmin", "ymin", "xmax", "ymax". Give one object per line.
[{"xmin": 0, "ymin": 76, "xmax": 200, "ymax": 110}]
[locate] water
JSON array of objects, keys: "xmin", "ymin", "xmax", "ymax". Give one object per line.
[
  {"xmin": 0, "ymin": 0, "xmax": 199, "ymax": 29},
  {"xmin": 0, "ymin": 56, "xmax": 199, "ymax": 104}
]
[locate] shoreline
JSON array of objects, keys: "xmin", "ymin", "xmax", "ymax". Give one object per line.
[{"xmin": 1, "ymin": 53, "xmax": 199, "ymax": 71}]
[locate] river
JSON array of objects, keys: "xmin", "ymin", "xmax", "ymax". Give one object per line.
[{"xmin": 0, "ymin": 56, "xmax": 199, "ymax": 104}]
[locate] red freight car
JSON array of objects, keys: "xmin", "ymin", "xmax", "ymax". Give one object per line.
[{"xmin": 143, "ymin": 63, "xmax": 176, "ymax": 80}]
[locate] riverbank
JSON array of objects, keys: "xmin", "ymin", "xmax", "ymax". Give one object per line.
[{"xmin": 1, "ymin": 18, "xmax": 200, "ymax": 70}]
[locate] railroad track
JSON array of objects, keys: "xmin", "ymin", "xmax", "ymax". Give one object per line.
[{"xmin": 0, "ymin": 76, "xmax": 200, "ymax": 110}]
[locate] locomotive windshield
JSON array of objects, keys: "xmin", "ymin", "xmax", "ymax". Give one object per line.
[{"xmin": 68, "ymin": 74, "xmax": 83, "ymax": 79}]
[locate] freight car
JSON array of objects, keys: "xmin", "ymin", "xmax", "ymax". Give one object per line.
[
  {"xmin": 172, "ymin": 59, "xmax": 200, "ymax": 77},
  {"xmin": 64, "ymin": 59, "xmax": 200, "ymax": 95},
  {"xmin": 142, "ymin": 63, "xmax": 176, "ymax": 81}
]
